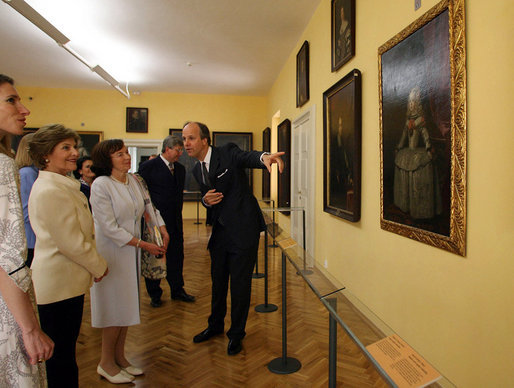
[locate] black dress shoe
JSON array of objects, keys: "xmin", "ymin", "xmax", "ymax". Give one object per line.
[
  {"xmin": 227, "ymin": 339, "xmax": 242, "ymax": 355},
  {"xmin": 193, "ymin": 327, "xmax": 223, "ymax": 343},
  {"xmin": 150, "ymin": 299, "xmax": 162, "ymax": 308},
  {"xmin": 171, "ymin": 290, "xmax": 196, "ymax": 303}
]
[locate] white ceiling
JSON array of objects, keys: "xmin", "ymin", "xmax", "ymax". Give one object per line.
[{"xmin": 0, "ymin": 0, "xmax": 320, "ymax": 96}]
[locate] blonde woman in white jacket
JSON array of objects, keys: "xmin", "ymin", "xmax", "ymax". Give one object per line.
[{"xmin": 28, "ymin": 124, "xmax": 108, "ymax": 388}]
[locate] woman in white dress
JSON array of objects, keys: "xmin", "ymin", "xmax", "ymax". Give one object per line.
[
  {"xmin": 90, "ymin": 139, "xmax": 168, "ymax": 384},
  {"xmin": 393, "ymin": 87, "xmax": 442, "ymax": 219},
  {"xmin": 0, "ymin": 74, "xmax": 53, "ymax": 387}
]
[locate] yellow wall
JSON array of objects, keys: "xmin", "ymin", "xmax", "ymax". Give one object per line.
[
  {"xmin": 14, "ymin": 0, "xmax": 514, "ymax": 384},
  {"xmin": 17, "ymin": 87, "xmax": 268, "ymax": 218},
  {"xmin": 267, "ymin": 0, "xmax": 514, "ymax": 386}
]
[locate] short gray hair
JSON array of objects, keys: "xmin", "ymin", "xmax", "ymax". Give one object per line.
[{"xmin": 161, "ymin": 135, "xmax": 183, "ymax": 153}]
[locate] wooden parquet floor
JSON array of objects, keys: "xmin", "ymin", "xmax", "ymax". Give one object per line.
[{"xmin": 77, "ymin": 220, "xmax": 389, "ymax": 387}]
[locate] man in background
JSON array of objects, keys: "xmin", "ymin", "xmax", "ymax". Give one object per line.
[{"xmin": 139, "ymin": 135, "xmax": 195, "ymax": 306}]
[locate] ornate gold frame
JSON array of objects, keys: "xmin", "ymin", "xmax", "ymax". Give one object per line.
[{"xmin": 378, "ymin": 0, "xmax": 467, "ymax": 256}]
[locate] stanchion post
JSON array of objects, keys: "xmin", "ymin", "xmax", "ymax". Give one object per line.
[
  {"xmin": 255, "ymin": 231, "xmax": 277, "ymax": 313},
  {"xmin": 252, "ymin": 232, "xmax": 265, "ymax": 278},
  {"xmin": 269, "ymin": 199, "xmax": 278, "ymax": 248},
  {"xmin": 327, "ymin": 297, "xmax": 338, "ymax": 388},
  {"xmin": 300, "ymin": 208, "xmax": 312, "ymax": 275},
  {"xmin": 194, "ymin": 191, "xmax": 202, "ymax": 225},
  {"xmin": 267, "ymin": 252, "xmax": 301, "ymax": 374}
]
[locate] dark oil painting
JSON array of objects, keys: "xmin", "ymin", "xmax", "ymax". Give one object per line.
[
  {"xmin": 323, "ymin": 69, "xmax": 361, "ymax": 222},
  {"xmin": 381, "ymin": 10, "xmax": 451, "ymax": 237}
]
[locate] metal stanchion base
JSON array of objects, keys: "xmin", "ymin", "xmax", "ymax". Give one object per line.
[
  {"xmin": 255, "ymin": 303, "xmax": 278, "ymax": 313},
  {"xmin": 252, "ymin": 272, "xmax": 265, "ymax": 279},
  {"xmin": 267, "ymin": 357, "xmax": 301, "ymax": 374},
  {"xmin": 194, "ymin": 221, "xmax": 202, "ymax": 225},
  {"xmin": 268, "ymin": 243, "xmax": 279, "ymax": 248}
]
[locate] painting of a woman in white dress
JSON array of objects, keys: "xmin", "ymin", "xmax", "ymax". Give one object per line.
[{"xmin": 393, "ymin": 87, "xmax": 442, "ymax": 219}]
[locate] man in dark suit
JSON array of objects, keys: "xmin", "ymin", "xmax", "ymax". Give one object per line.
[
  {"xmin": 139, "ymin": 135, "xmax": 195, "ymax": 306},
  {"xmin": 182, "ymin": 121, "xmax": 284, "ymax": 355}
]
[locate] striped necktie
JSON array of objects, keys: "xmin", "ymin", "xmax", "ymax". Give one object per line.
[{"xmin": 201, "ymin": 162, "xmax": 211, "ymax": 187}]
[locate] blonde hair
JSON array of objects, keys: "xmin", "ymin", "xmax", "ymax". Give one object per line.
[
  {"xmin": 15, "ymin": 133, "xmax": 35, "ymax": 168},
  {"xmin": 0, "ymin": 133, "xmax": 11, "ymax": 156},
  {"xmin": 29, "ymin": 124, "xmax": 80, "ymax": 169}
]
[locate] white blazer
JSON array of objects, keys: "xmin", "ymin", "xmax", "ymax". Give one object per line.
[{"xmin": 29, "ymin": 171, "xmax": 107, "ymax": 305}]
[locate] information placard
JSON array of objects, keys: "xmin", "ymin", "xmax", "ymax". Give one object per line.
[{"xmin": 366, "ymin": 334, "xmax": 441, "ymax": 388}]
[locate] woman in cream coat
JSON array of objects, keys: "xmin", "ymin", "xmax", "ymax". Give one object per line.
[
  {"xmin": 28, "ymin": 124, "xmax": 108, "ymax": 388},
  {"xmin": 90, "ymin": 139, "xmax": 168, "ymax": 384}
]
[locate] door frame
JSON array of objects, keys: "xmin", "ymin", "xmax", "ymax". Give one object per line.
[
  {"xmin": 291, "ymin": 105, "xmax": 316, "ymax": 258},
  {"xmin": 124, "ymin": 138, "xmax": 163, "ymax": 172}
]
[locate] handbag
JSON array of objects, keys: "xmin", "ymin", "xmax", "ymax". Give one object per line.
[{"xmin": 130, "ymin": 174, "xmax": 167, "ymax": 280}]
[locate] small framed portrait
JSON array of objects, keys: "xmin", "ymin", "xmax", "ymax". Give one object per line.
[
  {"xmin": 323, "ymin": 69, "xmax": 361, "ymax": 222},
  {"xmin": 379, "ymin": 0, "xmax": 467, "ymax": 255},
  {"xmin": 331, "ymin": 0, "xmax": 355, "ymax": 72},
  {"xmin": 126, "ymin": 107, "xmax": 148, "ymax": 133},
  {"xmin": 296, "ymin": 40, "xmax": 310, "ymax": 107},
  {"xmin": 212, "ymin": 131, "xmax": 253, "ymax": 189}
]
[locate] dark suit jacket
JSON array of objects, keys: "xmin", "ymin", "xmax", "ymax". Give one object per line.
[
  {"xmin": 193, "ymin": 144, "xmax": 266, "ymax": 251},
  {"xmin": 139, "ymin": 156, "xmax": 185, "ymax": 234}
]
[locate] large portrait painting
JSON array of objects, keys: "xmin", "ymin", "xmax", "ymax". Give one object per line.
[
  {"xmin": 262, "ymin": 127, "xmax": 271, "ymax": 199},
  {"xmin": 331, "ymin": 0, "xmax": 355, "ymax": 72},
  {"xmin": 379, "ymin": 0, "xmax": 467, "ymax": 256},
  {"xmin": 212, "ymin": 131, "xmax": 253, "ymax": 189},
  {"xmin": 323, "ymin": 69, "xmax": 361, "ymax": 222},
  {"xmin": 13, "ymin": 128, "xmax": 103, "ymax": 157},
  {"xmin": 170, "ymin": 129, "xmax": 202, "ymax": 201},
  {"xmin": 277, "ymin": 119, "xmax": 291, "ymax": 214}
]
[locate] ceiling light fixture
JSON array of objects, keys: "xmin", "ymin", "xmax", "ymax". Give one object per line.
[{"xmin": 2, "ymin": 0, "xmax": 130, "ymax": 98}]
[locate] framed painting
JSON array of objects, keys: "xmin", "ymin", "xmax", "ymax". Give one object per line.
[
  {"xmin": 331, "ymin": 0, "xmax": 355, "ymax": 72},
  {"xmin": 212, "ymin": 131, "xmax": 253, "ymax": 189},
  {"xmin": 379, "ymin": 0, "xmax": 467, "ymax": 256},
  {"xmin": 262, "ymin": 127, "xmax": 271, "ymax": 199},
  {"xmin": 170, "ymin": 128, "xmax": 202, "ymax": 201},
  {"xmin": 13, "ymin": 128, "xmax": 103, "ymax": 157},
  {"xmin": 126, "ymin": 107, "xmax": 148, "ymax": 133},
  {"xmin": 277, "ymin": 119, "xmax": 291, "ymax": 214},
  {"xmin": 77, "ymin": 131, "xmax": 104, "ymax": 156},
  {"xmin": 10, "ymin": 127, "xmax": 38, "ymax": 153},
  {"xmin": 296, "ymin": 40, "xmax": 310, "ymax": 107},
  {"xmin": 323, "ymin": 69, "xmax": 361, "ymax": 222}
]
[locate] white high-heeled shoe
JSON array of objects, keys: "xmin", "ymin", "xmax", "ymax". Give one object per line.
[
  {"xmin": 122, "ymin": 365, "xmax": 144, "ymax": 376},
  {"xmin": 97, "ymin": 365, "xmax": 135, "ymax": 384}
]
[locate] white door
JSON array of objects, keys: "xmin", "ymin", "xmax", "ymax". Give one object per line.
[
  {"xmin": 124, "ymin": 139, "xmax": 163, "ymax": 172},
  {"xmin": 291, "ymin": 105, "xmax": 315, "ymax": 259}
]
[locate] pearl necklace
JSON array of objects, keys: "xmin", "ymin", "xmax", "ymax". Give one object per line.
[{"xmin": 110, "ymin": 174, "xmax": 128, "ymax": 185}]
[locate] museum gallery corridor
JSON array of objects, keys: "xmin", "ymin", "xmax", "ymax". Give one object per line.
[{"xmin": 76, "ymin": 220, "xmax": 389, "ymax": 387}]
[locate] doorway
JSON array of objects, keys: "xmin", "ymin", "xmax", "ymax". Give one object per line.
[
  {"xmin": 291, "ymin": 105, "xmax": 316, "ymax": 259},
  {"xmin": 124, "ymin": 138, "xmax": 163, "ymax": 172}
]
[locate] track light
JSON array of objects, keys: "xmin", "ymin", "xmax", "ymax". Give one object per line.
[{"xmin": 2, "ymin": 0, "xmax": 130, "ymax": 98}]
